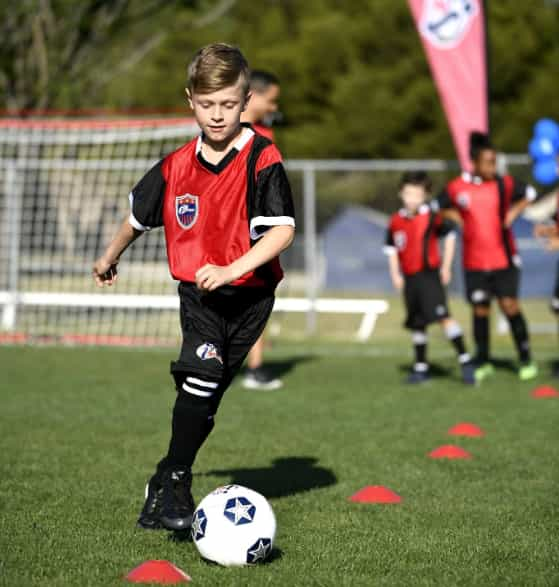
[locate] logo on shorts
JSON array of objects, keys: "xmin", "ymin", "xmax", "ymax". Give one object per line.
[
  {"xmin": 394, "ymin": 230, "xmax": 407, "ymax": 251},
  {"xmin": 196, "ymin": 343, "xmax": 223, "ymax": 364},
  {"xmin": 420, "ymin": 0, "xmax": 479, "ymax": 50},
  {"xmin": 471, "ymin": 289, "xmax": 487, "ymax": 303},
  {"xmin": 457, "ymin": 191, "xmax": 470, "ymax": 209},
  {"xmin": 436, "ymin": 304, "xmax": 447, "ymax": 316},
  {"xmin": 176, "ymin": 194, "xmax": 199, "ymax": 229}
]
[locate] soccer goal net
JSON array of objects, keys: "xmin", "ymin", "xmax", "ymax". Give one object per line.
[{"xmin": 0, "ymin": 116, "xmax": 203, "ymax": 345}]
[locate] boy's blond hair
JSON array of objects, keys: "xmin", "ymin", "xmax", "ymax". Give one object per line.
[{"xmin": 187, "ymin": 43, "xmax": 250, "ymax": 95}]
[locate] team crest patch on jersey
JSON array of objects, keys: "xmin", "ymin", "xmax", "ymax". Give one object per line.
[
  {"xmin": 394, "ymin": 230, "xmax": 407, "ymax": 251},
  {"xmin": 420, "ymin": 0, "xmax": 479, "ymax": 50},
  {"xmin": 457, "ymin": 191, "xmax": 471, "ymax": 209},
  {"xmin": 196, "ymin": 343, "xmax": 223, "ymax": 364},
  {"xmin": 176, "ymin": 194, "xmax": 199, "ymax": 229}
]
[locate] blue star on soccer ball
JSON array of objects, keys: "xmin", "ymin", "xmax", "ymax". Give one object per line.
[
  {"xmin": 246, "ymin": 538, "xmax": 272, "ymax": 564},
  {"xmin": 223, "ymin": 496, "xmax": 256, "ymax": 525},
  {"xmin": 191, "ymin": 508, "xmax": 207, "ymax": 541}
]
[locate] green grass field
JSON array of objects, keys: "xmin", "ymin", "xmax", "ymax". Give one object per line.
[{"xmin": 1, "ymin": 334, "xmax": 558, "ymax": 586}]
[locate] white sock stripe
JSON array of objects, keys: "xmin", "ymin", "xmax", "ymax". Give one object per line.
[
  {"xmin": 459, "ymin": 353, "xmax": 471, "ymax": 364},
  {"xmin": 414, "ymin": 362, "xmax": 429, "ymax": 372},
  {"xmin": 445, "ymin": 323, "xmax": 463, "ymax": 339},
  {"xmin": 412, "ymin": 331, "xmax": 427, "ymax": 344},
  {"xmin": 186, "ymin": 377, "xmax": 218, "ymax": 389},
  {"xmin": 182, "ymin": 382, "xmax": 214, "ymax": 398}
]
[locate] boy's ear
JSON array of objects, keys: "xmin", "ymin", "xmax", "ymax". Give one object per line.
[
  {"xmin": 242, "ymin": 92, "xmax": 252, "ymax": 113},
  {"xmin": 185, "ymin": 88, "xmax": 194, "ymax": 110}
]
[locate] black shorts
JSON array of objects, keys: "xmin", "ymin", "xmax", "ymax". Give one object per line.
[
  {"xmin": 403, "ymin": 270, "xmax": 449, "ymax": 330},
  {"xmin": 170, "ymin": 282, "xmax": 275, "ymax": 389},
  {"xmin": 464, "ymin": 266, "xmax": 519, "ymax": 305}
]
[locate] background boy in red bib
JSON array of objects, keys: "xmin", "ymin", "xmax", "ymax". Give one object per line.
[
  {"xmin": 436, "ymin": 132, "xmax": 538, "ymax": 382},
  {"xmin": 92, "ymin": 44, "xmax": 295, "ymax": 532},
  {"xmin": 385, "ymin": 171, "xmax": 475, "ymax": 385}
]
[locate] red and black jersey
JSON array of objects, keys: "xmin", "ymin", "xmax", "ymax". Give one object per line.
[
  {"xmin": 129, "ymin": 125, "xmax": 295, "ymax": 288},
  {"xmin": 252, "ymin": 123, "xmax": 275, "ymax": 141},
  {"xmin": 384, "ymin": 205, "xmax": 457, "ymax": 276},
  {"xmin": 437, "ymin": 172, "xmax": 537, "ymax": 271}
]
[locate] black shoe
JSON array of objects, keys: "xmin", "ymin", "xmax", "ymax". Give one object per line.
[
  {"xmin": 460, "ymin": 361, "xmax": 476, "ymax": 385},
  {"xmin": 160, "ymin": 468, "xmax": 195, "ymax": 531},
  {"xmin": 406, "ymin": 370, "xmax": 430, "ymax": 384},
  {"xmin": 137, "ymin": 473, "xmax": 164, "ymax": 530}
]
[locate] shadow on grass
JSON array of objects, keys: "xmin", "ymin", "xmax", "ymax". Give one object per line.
[
  {"xmin": 490, "ymin": 357, "xmax": 518, "ymax": 373},
  {"xmin": 239, "ymin": 355, "xmax": 315, "ymax": 380},
  {"xmin": 202, "ymin": 456, "xmax": 336, "ymax": 499},
  {"xmin": 398, "ymin": 362, "xmax": 453, "ymax": 378}
]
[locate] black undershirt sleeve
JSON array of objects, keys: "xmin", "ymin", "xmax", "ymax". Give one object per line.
[
  {"xmin": 249, "ymin": 162, "xmax": 295, "ymax": 240},
  {"xmin": 436, "ymin": 217, "xmax": 459, "ymax": 237},
  {"xmin": 129, "ymin": 159, "xmax": 166, "ymax": 230},
  {"xmin": 385, "ymin": 227, "xmax": 395, "ymax": 247},
  {"xmin": 510, "ymin": 176, "xmax": 537, "ymax": 203},
  {"xmin": 435, "ymin": 188, "xmax": 453, "ymax": 210}
]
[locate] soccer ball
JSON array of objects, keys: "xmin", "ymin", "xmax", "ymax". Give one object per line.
[{"xmin": 191, "ymin": 485, "xmax": 276, "ymax": 566}]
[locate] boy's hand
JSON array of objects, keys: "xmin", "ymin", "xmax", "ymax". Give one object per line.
[
  {"xmin": 92, "ymin": 257, "xmax": 118, "ymax": 287},
  {"xmin": 195, "ymin": 264, "xmax": 236, "ymax": 291},
  {"xmin": 504, "ymin": 209, "xmax": 519, "ymax": 228},
  {"xmin": 391, "ymin": 273, "xmax": 404, "ymax": 291},
  {"xmin": 546, "ymin": 236, "xmax": 559, "ymax": 251},
  {"xmin": 534, "ymin": 223, "xmax": 557, "ymax": 239},
  {"xmin": 440, "ymin": 266, "xmax": 452, "ymax": 285}
]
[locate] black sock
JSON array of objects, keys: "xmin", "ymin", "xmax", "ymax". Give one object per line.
[
  {"xmin": 165, "ymin": 391, "xmax": 214, "ymax": 470},
  {"xmin": 507, "ymin": 312, "xmax": 531, "ymax": 363},
  {"xmin": 473, "ymin": 314, "xmax": 490, "ymax": 363},
  {"xmin": 412, "ymin": 331, "xmax": 427, "ymax": 371},
  {"xmin": 450, "ymin": 335, "xmax": 471, "ymax": 364}
]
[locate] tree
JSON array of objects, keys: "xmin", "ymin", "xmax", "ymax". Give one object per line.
[{"xmin": 0, "ymin": 0, "xmax": 236, "ymax": 111}]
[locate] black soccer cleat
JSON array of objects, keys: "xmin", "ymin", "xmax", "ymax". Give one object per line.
[
  {"xmin": 460, "ymin": 361, "xmax": 477, "ymax": 385},
  {"xmin": 160, "ymin": 468, "xmax": 195, "ymax": 531},
  {"xmin": 137, "ymin": 473, "xmax": 164, "ymax": 530},
  {"xmin": 405, "ymin": 370, "xmax": 430, "ymax": 384}
]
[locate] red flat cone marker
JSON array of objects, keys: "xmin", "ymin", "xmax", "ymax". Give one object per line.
[
  {"xmin": 125, "ymin": 560, "xmax": 191, "ymax": 584},
  {"xmin": 349, "ymin": 485, "xmax": 402, "ymax": 504},
  {"xmin": 429, "ymin": 445, "xmax": 471, "ymax": 459},
  {"xmin": 448, "ymin": 423, "xmax": 484, "ymax": 438},
  {"xmin": 532, "ymin": 385, "xmax": 559, "ymax": 398}
]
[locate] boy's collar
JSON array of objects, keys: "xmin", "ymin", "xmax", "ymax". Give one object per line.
[
  {"xmin": 462, "ymin": 171, "xmax": 484, "ymax": 185},
  {"xmin": 196, "ymin": 126, "xmax": 255, "ymax": 155},
  {"xmin": 399, "ymin": 203, "xmax": 430, "ymax": 218}
]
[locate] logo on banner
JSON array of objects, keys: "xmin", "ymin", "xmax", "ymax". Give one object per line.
[
  {"xmin": 176, "ymin": 194, "xmax": 199, "ymax": 229},
  {"xmin": 420, "ymin": 0, "xmax": 479, "ymax": 49}
]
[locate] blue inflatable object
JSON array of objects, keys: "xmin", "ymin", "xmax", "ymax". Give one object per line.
[
  {"xmin": 533, "ymin": 158, "xmax": 559, "ymax": 185},
  {"xmin": 529, "ymin": 136, "xmax": 556, "ymax": 160},
  {"xmin": 534, "ymin": 118, "xmax": 559, "ymax": 150}
]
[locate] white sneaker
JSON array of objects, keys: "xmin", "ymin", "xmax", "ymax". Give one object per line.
[{"xmin": 242, "ymin": 368, "xmax": 283, "ymax": 391}]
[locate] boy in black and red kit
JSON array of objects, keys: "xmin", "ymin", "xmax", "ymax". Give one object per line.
[
  {"xmin": 385, "ymin": 171, "xmax": 475, "ymax": 384},
  {"xmin": 437, "ymin": 132, "xmax": 538, "ymax": 382},
  {"xmin": 92, "ymin": 44, "xmax": 295, "ymax": 531}
]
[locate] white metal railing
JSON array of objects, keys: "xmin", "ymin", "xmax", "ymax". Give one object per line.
[{"xmin": 0, "ymin": 154, "xmax": 532, "ymax": 340}]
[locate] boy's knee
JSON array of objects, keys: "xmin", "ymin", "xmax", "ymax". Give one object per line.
[
  {"xmin": 498, "ymin": 297, "xmax": 519, "ymax": 316},
  {"xmin": 473, "ymin": 304, "xmax": 490, "ymax": 317}
]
